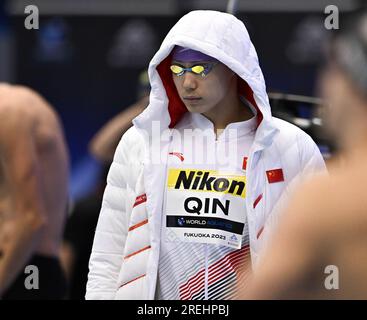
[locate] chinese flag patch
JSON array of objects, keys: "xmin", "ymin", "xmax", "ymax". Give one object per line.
[{"xmin": 266, "ymin": 169, "xmax": 284, "ymax": 184}]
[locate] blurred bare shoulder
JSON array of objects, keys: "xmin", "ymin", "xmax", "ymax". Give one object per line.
[
  {"xmin": 279, "ymin": 174, "xmax": 332, "ymax": 234},
  {"xmin": 282, "ymin": 160, "xmax": 367, "ymax": 244},
  {"xmin": 0, "ymin": 83, "xmax": 57, "ymax": 118},
  {"xmin": 0, "ymin": 84, "xmax": 64, "ymax": 147},
  {"xmin": 0, "ymin": 84, "xmax": 33, "ymax": 142}
]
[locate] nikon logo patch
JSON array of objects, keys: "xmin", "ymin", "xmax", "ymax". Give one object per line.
[{"xmin": 167, "ymin": 169, "xmax": 246, "ymax": 198}]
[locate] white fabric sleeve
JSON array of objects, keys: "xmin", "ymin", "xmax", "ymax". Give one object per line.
[{"xmin": 85, "ymin": 130, "xmax": 135, "ymax": 300}]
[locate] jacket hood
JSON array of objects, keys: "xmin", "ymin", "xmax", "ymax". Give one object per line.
[{"xmin": 133, "ymin": 10, "xmax": 277, "ymax": 145}]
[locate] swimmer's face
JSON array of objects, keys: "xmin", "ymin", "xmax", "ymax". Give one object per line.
[{"xmin": 171, "ymin": 60, "xmax": 236, "ymax": 116}]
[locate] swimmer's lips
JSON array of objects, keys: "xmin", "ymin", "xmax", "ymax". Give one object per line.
[{"xmin": 183, "ymin": 96, "xmax": 202, "ymax": 103}]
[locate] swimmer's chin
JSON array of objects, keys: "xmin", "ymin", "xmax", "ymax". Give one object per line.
[{"xmin": 183, "ymin": 101, "xmax": 207, "ymax": 113}]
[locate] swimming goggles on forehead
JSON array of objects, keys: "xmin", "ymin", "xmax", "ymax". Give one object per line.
[{"xmin": 170, "ymin": 62, "xmax": 218, "ymax": 77}]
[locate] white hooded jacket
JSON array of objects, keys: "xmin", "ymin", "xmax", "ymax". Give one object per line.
[{"xmin": 86, "ymin": 10, "xmax": 326, "ymax": 300}]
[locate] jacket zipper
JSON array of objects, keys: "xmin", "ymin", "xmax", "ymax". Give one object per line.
[{"xmin": 204, "ymin": 135, "xmax": 219, "ymax": 299}]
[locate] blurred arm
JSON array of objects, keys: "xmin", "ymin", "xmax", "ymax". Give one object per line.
[
  {"xmin": 0, "ymin": 112, "xmax": 47, "ymax": 296},
  {"xmin": 89, "ymin": 96, "xmax": 148, "ymax": 163}
]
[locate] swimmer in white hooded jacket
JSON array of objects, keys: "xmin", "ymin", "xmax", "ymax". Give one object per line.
[{"xmin": 86, "ymin": 10, "xmax": 326, "ymax": 300}]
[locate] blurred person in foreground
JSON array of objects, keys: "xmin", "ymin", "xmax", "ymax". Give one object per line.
[
  {"xmin": 243, "ymin": 10, "xmax": 367, "ymax": 300},
  {"xmin": 86, "ymin": 10, "xmax": 325, "ymax": 300},
  {"xmin": 0, "ymin": 84, "xmax": 69, "ymax": 299}
]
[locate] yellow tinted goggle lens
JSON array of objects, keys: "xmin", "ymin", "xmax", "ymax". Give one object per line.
[
  {"xmin": 191, "ymin": 65, "xmax": 205, "ymax": 74},
  {"xmin": 170, "ymin": 65, "xmax": 184, "ymax": 74},
  {"xmin": 170, "ymin": 65, "xmax": 206, "ymax": 75}
]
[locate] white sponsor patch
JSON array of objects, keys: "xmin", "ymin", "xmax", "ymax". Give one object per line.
[{"xmin": 164, "ymin": 166, "xmax": 247, "ymax": 249}]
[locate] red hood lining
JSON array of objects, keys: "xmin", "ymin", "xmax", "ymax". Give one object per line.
[{"xmin": 156, "ymin": 54, "xmax": 264, "ymax": 129}]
